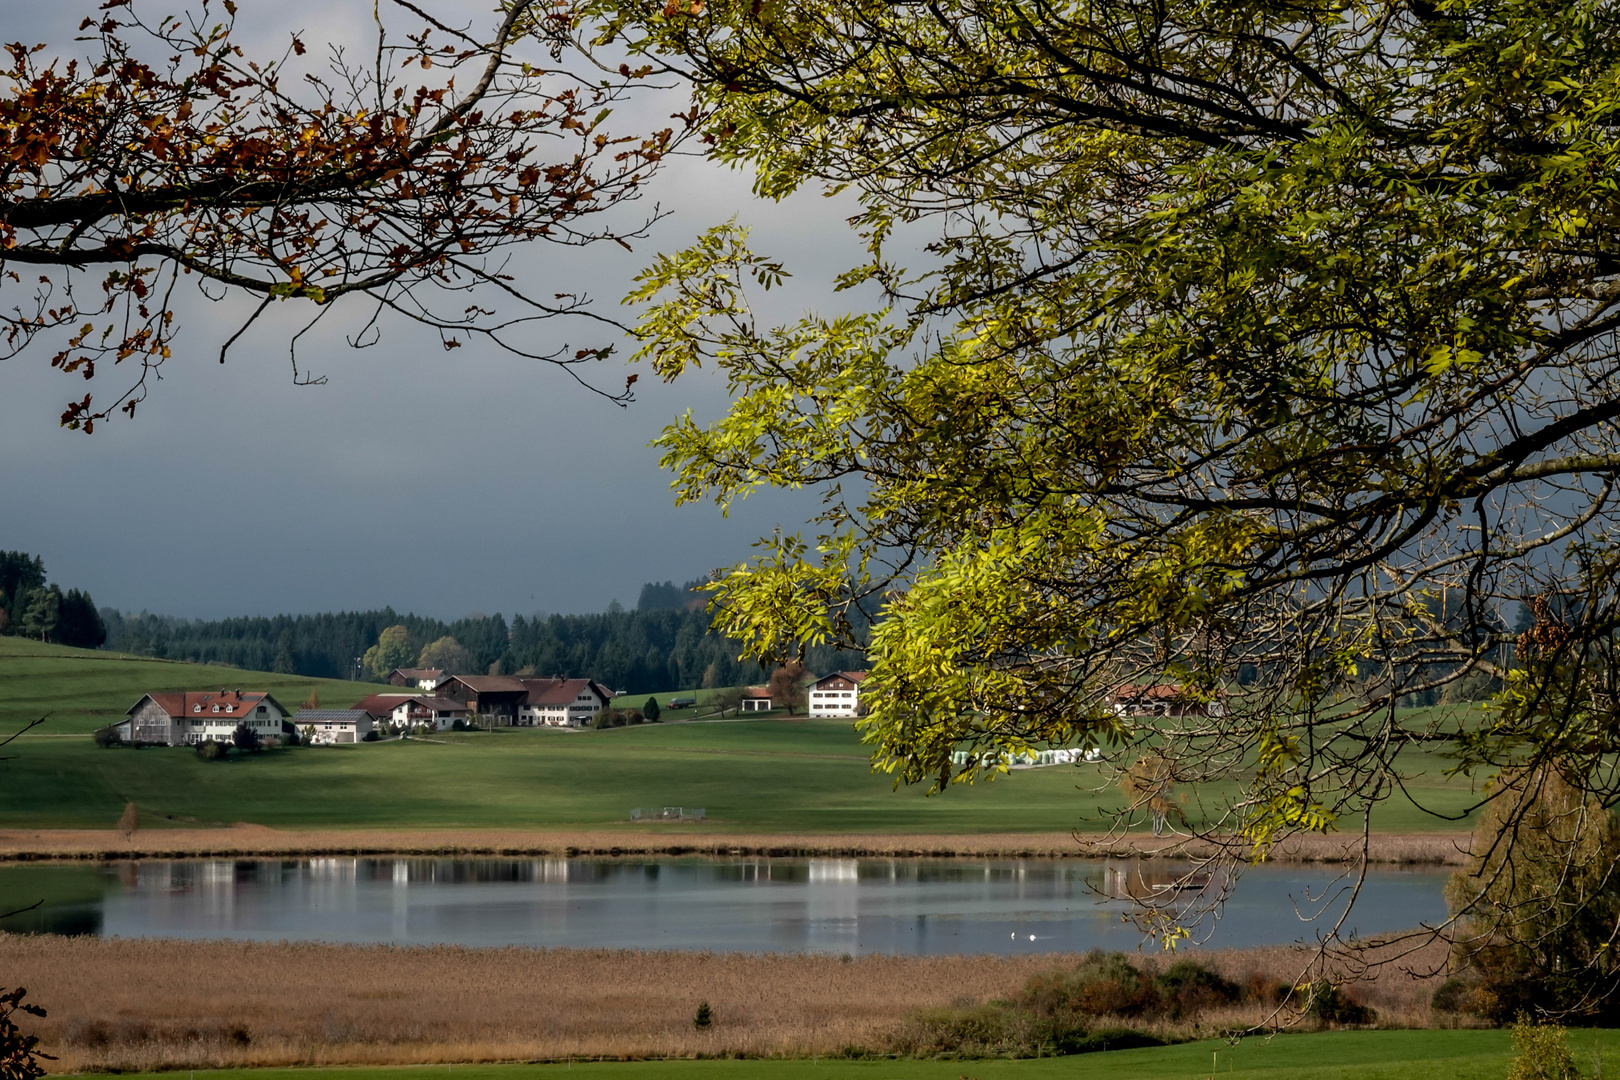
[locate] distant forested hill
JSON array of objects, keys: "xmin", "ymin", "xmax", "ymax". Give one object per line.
[{"xmin": 99, "ymin": 580, "xmax": 866, "ymax": 694}]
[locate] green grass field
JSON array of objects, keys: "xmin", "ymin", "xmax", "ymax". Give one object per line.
[
  {"xmin": 0, "ymin": 636, "xmax": 380, "ymax": 735},
  {"xmin": 70, "ymin": 1029, "xmax": 1615, "ymax": 1080},
  {"xmin": 0, "ymin": 637, "xmax": 1483, "ymax": 834}
]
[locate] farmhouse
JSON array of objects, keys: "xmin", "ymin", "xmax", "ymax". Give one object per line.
[
  {"xmin": 352, "ymin": 693, "xmax": 469, "ymax": 730},
  {"xmin": 386, "ymin": 668, "xmax": 444, "ymax": 690},
  {"xmin": 434, "ymin": 674, "xmax": 613, "ymax": 727},
  {"xmin": 119, "ymin": 690, "xmax": 290, "ymax": 746},
  {"xmin": 293, "ymin": 709, "xmax": 375, "ymax": 744},
  {"xmin": 808, "ymin": 671, "xmax": 867, "ymax": 718},
  {"xmin": 434, "ymin": 675, "xmax": 528, "ymax": 724},
  {"xmin": 1111, "ymin": 684, "xmax": 1226, "ymax": 718},
  {"xmin": 518, "ymin": 677, "xmax": 613, "ymax": 727}
]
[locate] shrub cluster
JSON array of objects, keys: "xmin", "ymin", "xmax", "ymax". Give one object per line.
[
  {"xmin": 1430, "ymin": 971, "xmax": 1620, "ymax": 1027},
  {"xmin": 593, "ymin": 709, "xmax": 645, "ymax": 729},
  {"xmin": 889, "ymin": 951, "xmax": 1374, "ymax": 1059},
  {"xmin": 1298, "ymin": 980, "xmax": 1376, "ymax": 1026}
]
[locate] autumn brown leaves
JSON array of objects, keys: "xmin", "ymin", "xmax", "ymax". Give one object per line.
[{"xmin": 0, "ymin": 0, "xmax": 689, "ymax": 429}]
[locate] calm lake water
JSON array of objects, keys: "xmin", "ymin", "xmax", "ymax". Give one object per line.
[{"xmin": 0, "ymin": 857, "xmax": 1448, "ymax": 955}]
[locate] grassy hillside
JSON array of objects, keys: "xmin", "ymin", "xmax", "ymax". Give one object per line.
[
  {"xmin": 0, "ymin": 636, "xmax": 379, "ymax": 735},
  {"xmin": 0, "ymin": 637, "xmax": 1482, "ymax": 834},
  {"xmin": 76, "ymin": 1029, "xmax": 1593, "ymax": 1080}
]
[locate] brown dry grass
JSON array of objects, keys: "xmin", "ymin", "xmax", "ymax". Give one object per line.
[
  {"xmin": 2, "ymin": 933, "xmax": 1458, "ymax": 1073},
  {"xmin": 0, "ymin": 826, "xmax": 1471, "ymax": 865}
]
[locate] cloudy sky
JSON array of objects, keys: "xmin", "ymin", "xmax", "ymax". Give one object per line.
[{"xmin": 0, "ymin": 0, "xmax": 873, "ymax": 620}]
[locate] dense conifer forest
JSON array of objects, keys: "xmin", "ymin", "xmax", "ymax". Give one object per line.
[{"xmin": 96, "ymin": 580, "xmax": 865, "ymax": 694}]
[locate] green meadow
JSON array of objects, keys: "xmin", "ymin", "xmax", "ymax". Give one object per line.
[
  {"xmin": 67, "ymin": 1029, "xmax": 1611, "ymax": 1080},
  {"xmin": 0, "ymin": 637, "xmax": 1483, "ymax": 834}
]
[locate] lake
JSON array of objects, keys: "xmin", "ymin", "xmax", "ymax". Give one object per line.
[{"xmin": 0, "ymin": 856, "xmax": 1449, "ymax": 954}]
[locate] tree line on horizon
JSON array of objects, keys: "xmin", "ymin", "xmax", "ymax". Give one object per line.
[
  {"xmin": 97, "ymin": 579, "xmax": 865, "ymax": 695},
  {"xmin": 0, "ymin": 551, "xmax": 106, "ymax": 650}
]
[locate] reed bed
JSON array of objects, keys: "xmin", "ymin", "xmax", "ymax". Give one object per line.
[
  {"xmin": 0, "ymin": 826, "xmax": 1471, "ymax": 864},
  {"xmin": 2, "ymin": 933, "xmax": 1456, "ymax": 1072}
]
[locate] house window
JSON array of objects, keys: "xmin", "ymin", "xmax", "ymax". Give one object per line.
[{"xmin": 257, "ymin": 706, "xmax": 267, "ymax": 715}]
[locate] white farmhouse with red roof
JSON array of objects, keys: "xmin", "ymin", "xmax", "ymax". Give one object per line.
[
  {"xmin": 351, "ymin": 693, "xmax": 470, "ymax": 731},
  {"xmin": 808, "ymin": 671, "xmax": 868, "ymax": 718},
  {"xmin": 118, "ymin": 690, "xmax": 290, "ymax": 746},
  {"xmin": 1110, "ymin": 684, "xmax": 1227, "ymax": 718},
  {"xmin": 518, "ymin": 677, "xmax": 613, "ymax": 727}
]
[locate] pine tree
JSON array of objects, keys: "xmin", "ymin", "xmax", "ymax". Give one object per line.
[
  {"xmin": 57, "ymin": 589, "xmax": 106, "ymax": 649},
  {"xmin": 18, "ymin": 587, "xmax": 61, "ymax": 643},
  {"xmin": 273, "ymin": 630, "xmax": 297, "ymax": 674}
]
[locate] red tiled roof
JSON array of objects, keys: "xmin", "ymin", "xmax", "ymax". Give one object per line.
[
  {"xmin": 741, "ymin": 685, "xmax": 772, "ymax": 699},
  {"xmin": 814, "ymin": 670, "xmax": 868, "ymax": 687},
  {"xmin": 1113, "ymin": 684, "xmax": 1226, "ymax": 701},
  {"xmin": 353, "ymin": 694, "xmax": 467, "ymax": 716},
  {"xmin": 439, "ymin": 675, "xmax": 527, "ymax": 694},
  {"xmin": 519, "ymin": 677, "xmax": 610, "ymax": 707},
  {"xmin": 129, "ymin": 690, "xmax": 285, "ymax": 719}
]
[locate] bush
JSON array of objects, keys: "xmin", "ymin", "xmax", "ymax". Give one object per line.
[
  {"xmin": 1298, "ymin": 980, "xmax": 1376, "ymax": 1026},
  {"xmin": 91, "ymin": 726, "xmax": 122, "ymax": 748},
  {"xmin": 1506, "ymin": 1019, "xmax": 1583, "ymax": 1080},
  {"xmin": 1157, "ymin": 959, "xmax": 1242, "ymax": 1019},
  {"xmin": 231, "ymin": 723, "xmax": 260, "ymax": 752},
  {"xmin": 0, "ymin": 987, "xmax": 51, "ymax": 1080},
  {"xmin": 1015, "ymin": 951, "xmax": 1162, "ymax": 1020},
  {"xmin": 451, "ymin": 718, "xmax": 467, "ymax": 731},
  {"xmin": 889, "ymin": 1003, "xmax": 1050, "ymax": 1057},
  {"xmin": 1431, "ymin": 977, "xmax": 1477, "ymax": 1016},
  {"xmin": 643, "ymin": 697, "xmax": 661, "ymax": 722},
  {"xmin": 194, "ymin": 740, "xmax": 229, "ymax": 761},
  {"xmin": 693, "ymin": 1001, "xmax": 712, "ymax": 1029},
  {"xmin": 362, "ymin": 729, "xmax": 380, "ymax": 742},
  {"xmin": 890, "ymin": 953, "xmax": 1230, "ymax": 1060},
  {"xmin": 889, "ymin": 1004, "xmax": 1168, "ymax": 1059}
]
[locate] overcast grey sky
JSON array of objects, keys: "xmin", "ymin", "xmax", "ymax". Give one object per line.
[{"xmin": 0, "ymin": 0, "xmax": 873, "ymax": 620}]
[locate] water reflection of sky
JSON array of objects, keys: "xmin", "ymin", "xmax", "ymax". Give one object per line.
[{"xmin": 0, "ymin": 858, "xmax": 1449, "ymax": 955}]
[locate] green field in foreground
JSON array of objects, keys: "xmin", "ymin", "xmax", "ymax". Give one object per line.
[
  {"xmin": 0, "ymin": 637, "xmax": 1485, "ymax": 834},
  {"xmin": 73, "ymin": 1029, "xmax": 1619, "ymax": 1080}
]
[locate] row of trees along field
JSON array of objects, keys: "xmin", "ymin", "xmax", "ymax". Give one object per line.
[
  {"xmin": 0, "ymin": 551, "xmax": 105, "ymax": 649},
  {"xmin": 99, "ymin": 579, "xmax": 865, "ymax": 694}
]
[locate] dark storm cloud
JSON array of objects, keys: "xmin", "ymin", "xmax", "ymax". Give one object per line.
[{"xmin": 0, "ymin": 1, "xmax": 877, "ymax": 619}]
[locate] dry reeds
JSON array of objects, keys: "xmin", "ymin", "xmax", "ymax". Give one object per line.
[
  {"xmin": 0, "ymin": 826, "xmax": 1473, "ymax": 865},
  {"xmin": 2, "ymin": 932, "xmax": 1458, "ymax": 1073},
  {"xmin": 3, "ymin": 935, "xmax": 1062, "ymax": 1072}
]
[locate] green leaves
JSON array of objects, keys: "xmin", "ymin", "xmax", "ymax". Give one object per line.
[{"xmin": 606, "ymin": 0, "xmax": 1620, "ymax": 933}]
